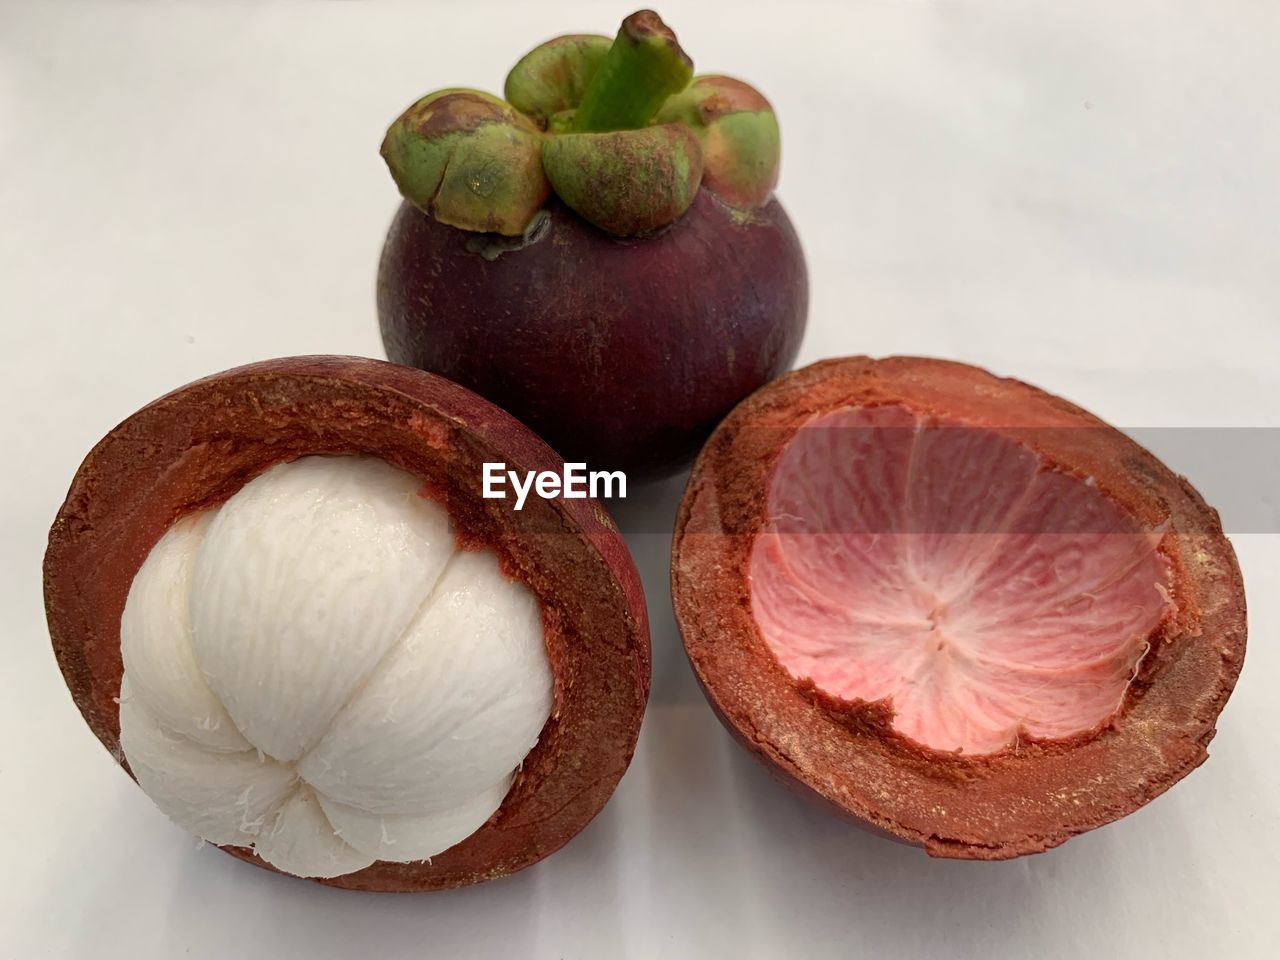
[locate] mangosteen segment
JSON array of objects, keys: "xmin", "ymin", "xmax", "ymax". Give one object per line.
[
  {"xmin": 672, "ymin": 356, "xmax": 1246, "ymax": 858},
  {"xmin": 117, "ymin": 454, "xmax": 553, "ymax": 879}
]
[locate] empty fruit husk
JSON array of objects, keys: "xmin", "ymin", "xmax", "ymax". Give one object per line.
[{"xmin": 671, "ymin": 356, "xmax": 1246, "ymax": 859}]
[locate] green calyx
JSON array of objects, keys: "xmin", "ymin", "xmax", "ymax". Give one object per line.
[
  {"xmin": 505, "ymin": 34, "xmax": 612, "ymax": 124},
  {"xmin": 380, "ymin": 89, "xmax": 548, "ymax": 236},
  {"xmin": 543, "ymin": 124, "xmax": 703, "ymax": 236},
  {"xmin": 654, "ymin": 75, "xmax": 780, "ymax": 209},
  {"xmin": 381, "ymin": 10, "xmax": 781, "ymax": 238}
]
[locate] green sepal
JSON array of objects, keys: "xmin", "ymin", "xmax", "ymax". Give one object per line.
[
  {"xmin": 542, "ymin": 123, "xmax": 703, "ymax": 236},
  {"xmin": 655, "ymin": 75, "xmax": 779, "ymax": 208},
  {"xmin": 381, "ymin": 89, "xmax": 549, "ymax": 236},
  {"xmin": 504, "ymin": 34, "xmax": 612, "ymax": 125}
]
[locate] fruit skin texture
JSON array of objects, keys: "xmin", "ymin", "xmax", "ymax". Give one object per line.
[
  {"xmin": 44, "ymin": 355, "xmax": 650, "ymax": 892},
  {"xmin": 671, "ymin": 356, "xmax": 1247, "ymax": 859},
  {"xmin": 378, "ymin": 190, "xmax": 808, "ymax": 479}
]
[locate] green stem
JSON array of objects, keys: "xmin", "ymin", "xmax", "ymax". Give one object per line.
[{"xmin": 572, "ymin": 10, "xmax": 693, "ymax": 133}]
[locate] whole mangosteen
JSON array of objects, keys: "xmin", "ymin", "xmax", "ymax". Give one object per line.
[{"xmin": 377, "ymin": 10, "xmax": 808, "ymax": 480}]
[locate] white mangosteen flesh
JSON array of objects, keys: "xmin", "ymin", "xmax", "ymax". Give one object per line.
[
  {"xmin": 749, "ymin": 406, "xmax": 1173, "ymax": 756},
  {"xmin": 118, "ymin": 455, "xmax": 553, "ymax": 879}
]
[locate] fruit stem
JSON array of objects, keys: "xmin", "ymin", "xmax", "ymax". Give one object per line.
[{"xmin": 572, "ymin": 10, "xmax": 693, "ymax": 133}]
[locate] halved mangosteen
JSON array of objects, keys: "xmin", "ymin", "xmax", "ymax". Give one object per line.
[
  {"xmin": 44, "ymin": 356, "xmax": 649, "ymax": 890},
  {"xmin": 671, "ymin": 356, "xmax": 1246, "ymax": 859}
]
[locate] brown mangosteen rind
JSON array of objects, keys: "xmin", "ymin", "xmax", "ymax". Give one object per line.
[
  {"xmin": 378, "ymin": 192, "xmax": 807, "ymax": 478},
  {"xmin": 671, "ymin": 356, "xmax": 1246, "ymax": 859},
  {"xmin": 44, "ymin": 355, "xmax": 650, "ymax": 891}
]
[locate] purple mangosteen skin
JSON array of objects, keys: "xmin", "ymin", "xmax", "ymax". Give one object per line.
[{"xmin": 377, "ymin": 191, "xmax": 808, "ymax": 479}]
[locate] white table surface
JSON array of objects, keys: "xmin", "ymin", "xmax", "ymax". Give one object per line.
[{"xmin": 2, "ymin": 2, "xmax": 1277, "ymax": 957}]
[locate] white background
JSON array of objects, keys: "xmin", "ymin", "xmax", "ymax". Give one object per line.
[{"xmin": 2, "ymin": 1, "xmax": 1278, "ymax": 957}]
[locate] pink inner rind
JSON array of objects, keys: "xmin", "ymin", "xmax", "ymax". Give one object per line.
[{"xmin": 749, "ymin": 405, "xmax": 1172, "ymax": 756}]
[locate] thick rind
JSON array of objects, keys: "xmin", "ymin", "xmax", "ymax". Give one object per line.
[
  {"xmin": 378, "ymin": 191, "xmax": 808, "ymax": 478},
  {"xmin": 671, "ymin": 356, "xmax": 1246, "ymax": 859},
  {"xmin": 44, "ymin": 355, "xmax": 650, "ymax": 891}
]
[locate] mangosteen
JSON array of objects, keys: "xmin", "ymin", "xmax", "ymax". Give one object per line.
[
  {"xmin": 671, "ymin": 356, "xmax": 1246, "ymax": 858},
  {"xmin": 377, "ymin": 10, "xmax": 807, "ymax": 480},
  {"xmin": 44, "ymin": 356, "xmax": 650, "ymax": 890}
]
